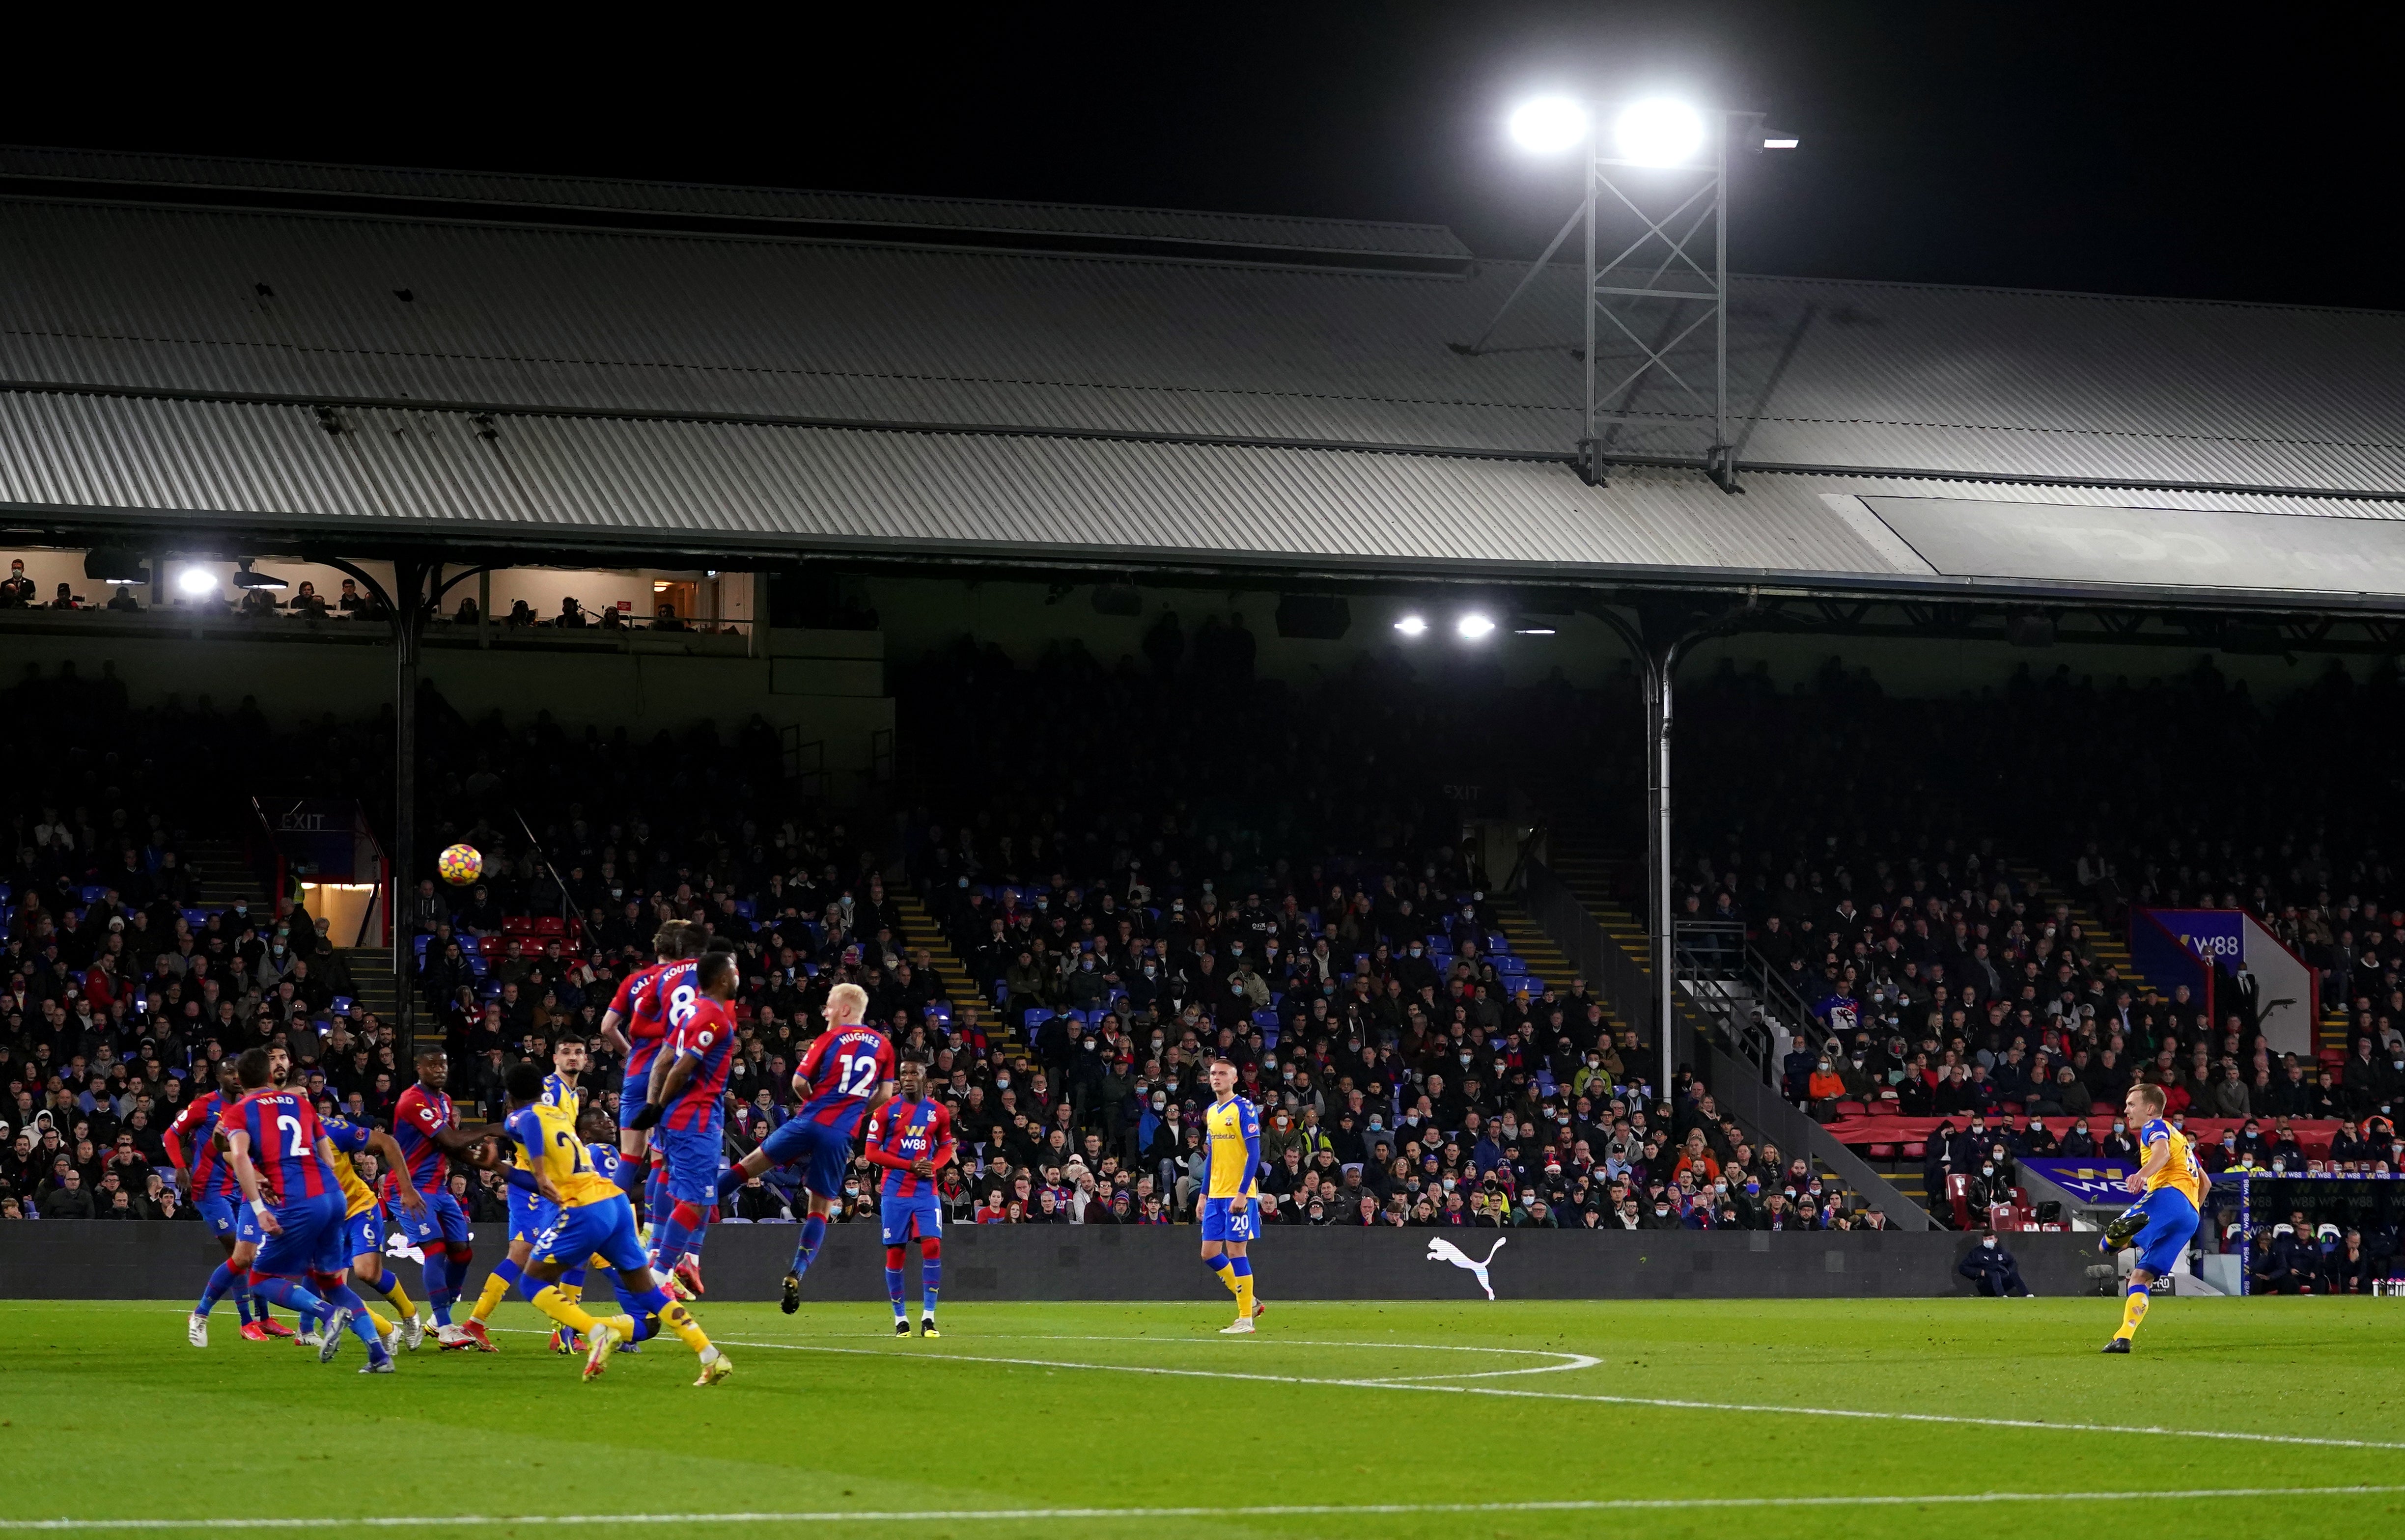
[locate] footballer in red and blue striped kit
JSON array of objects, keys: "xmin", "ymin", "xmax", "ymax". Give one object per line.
[
  {"xmin": 715, "ymin": 981, "xmax": 895, "ymax": 1314},
  {"xmin": 632, "ymin": 947, "xmax": 744, "ymax": 1293},
  {"xmin": 218, "ymin": 1047, "xmax": 393, "ymax": 1372},
  {"xmin": 863, "ymin": 1058, "xmax": 952, "ymax": 1335},
  {"xmin": 377, "ymin": 1050, "xmax": 490, "ymax": 1346},
  {"xmin": 598, "ymin": 920, "xmax": 705, "ymax": 1253}
]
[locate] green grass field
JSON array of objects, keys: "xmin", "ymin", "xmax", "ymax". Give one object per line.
[{"xmin": 2, "ymin": 1297, "xmax": 2401, "ymax": 1537}]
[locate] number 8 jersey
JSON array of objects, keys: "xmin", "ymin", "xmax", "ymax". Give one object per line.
[{"xmin": 797, "ymin": 1025, "xmax": 897, "ymax": 1136}]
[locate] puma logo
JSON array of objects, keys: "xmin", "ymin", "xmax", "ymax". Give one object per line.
[{"xmin": 1426, "ymin": 1236, "xmax": 1506, "ymax": 1299}]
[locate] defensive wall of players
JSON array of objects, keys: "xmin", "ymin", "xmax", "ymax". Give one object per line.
[{"xmin": 3, "ymin": 1222, "xmax": 2108, "ymax": 1302}]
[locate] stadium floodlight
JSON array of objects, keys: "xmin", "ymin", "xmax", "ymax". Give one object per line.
[
  {"xmin": 1455, "ymin": 613, "xmax": 1497, "ymax": 641},
  {"xmin": 1393, "ymin": 614, "xmax": 1428, "ymax": 638},
  {"xmin": 1508, "ymin": 96, "xmax": 1590, "ymax": 154},
  {"xmin": 1512, "ymin": 626, "xmax": 1558, "ymax": 636},
  {"xmin": 175, "ymin": 566, "xmax": 217, "ymax": 596},
  {"xmin": 1613, "ymin": 98, "xmax": 1706, "ymax": 166},
  {"xmin": 1762, "ymin": 134, "xmax": 1800, "ymax": 150}
]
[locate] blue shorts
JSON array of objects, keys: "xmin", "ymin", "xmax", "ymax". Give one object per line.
[
  {"xmin": 508, "ymin": 1186, "xmax": 560, "ymax": 1245},
  {"xmin": 1200, "ymin": 1197, "xmax": 1258, "ymax": 1244},
  {"xmin": 653, "ymin": 1123, "xmax": 724, "ymax": 1207},
  {"xmin": 532, "ymin": 1196, "xmax": 647, "ymax": 1273},
  {"xmin": 339, "ymin": 1208, "xmax": 384, "ymax": 1265},
  {"xmin": 2128, "ymin": 1189, "xmax": 2201, "ymax": 1276},
  {"xmin": 196, "ymin": 1192, "xmax": 262, "ymax": 1244},
  {"xmin": 387, "ymin": 1187, "xmax": 471, "ymax": 1249},
  {"xmin": 759, "ymin": 1116, "xmax": 855, "ymax": 1201},
  {"xmin": 621, "ymin": 1057, "xmax": 664, "ymax": 1129},
  {"xmin": 881, "ymin": 1192, "xmax": 941, "ymax": 1246},
  {"xmin": 253, "ymin": 1192, "xmax": 346, "ymax": 1279}
]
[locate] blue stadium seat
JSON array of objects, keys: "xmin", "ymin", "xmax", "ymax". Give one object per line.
[
  {"xmin": 182, "ymin": 908, "xmax": 210, "ymax": 929},
  {"xmin": 1250, "ymin": 1008, "xmax": 1278, "ymax": 1033},
  {"xmin": 80, "ymin": 884, "xmax": 106, "ymax": 904},
  {"xmin": 1497, "ymin": 955, "xmax": 1527, "ymax": 974},
  {"xmin": 733, "ymin": 899, "xmax": 755, "ymax": 920},
  {"xmin": 1024, "ymin": 1007, "xmax": 1048, "ymax": 1033},
  {"xmin": 1518, "ymin": 976, "xmax": 1545, "ymax": 996},
  {"xmin": 1485, "ymin": 931, "xmax": 1510, "ymax": 955},
  {"xmin": 925, "ymin": 1000, "xmax": 953, "ymax": 1022},
  {"xmin": 331, "ymin": 996, "xmax": 353, "ymax": 1016}
]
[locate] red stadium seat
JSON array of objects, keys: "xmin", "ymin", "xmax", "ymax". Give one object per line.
[
  {"xmin": 1867, "ymin": 1144, "xmax": 1896, "ymax": 1160},
  {"xmin": 1835, "ymin": 1099, "xmax": 1867, "ymax": 1118},
  {"xmin": 503, "ymin": 915, "xmax": 533, "ymax": 934},
  {"xmin": 1902, "ymin": 1141, "xmax": 1925, "ymax": 1158},
  {"xmin": 1945, "ymin": 1173, "xmax": 1973, "ymax": 1230},
  {"xmin": 532, "ymin": 916, "xmax": 566, "ymax": 935},
  {"xmin": 476, "ymin": 935, "xmax": 505, "ymax": 958}
]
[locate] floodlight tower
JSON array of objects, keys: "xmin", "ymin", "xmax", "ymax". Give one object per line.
[{"xmin": 1465, "ymin": 95, "xmax": 1796, "ymax": 489}]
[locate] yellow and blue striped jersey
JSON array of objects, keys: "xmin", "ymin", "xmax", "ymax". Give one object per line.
[
  {"xmin": 505, "ymin": 1100, "xmax": 619, "ymax": 1210},
  {"xmin": 1204, "ymin": 1095, "xmax": 1260, "ymax": 1200},
  {"xmin": 540, "ymin": 1071, "xmax": 583, "ymax": 1119},
  {"xmin": 319, "ymin": 1113, "xmax": 381, "ymax": 1218},
  {"xmin": 2139, "ymin": 1118, "xmax": 2207, "ymax": 1208}
]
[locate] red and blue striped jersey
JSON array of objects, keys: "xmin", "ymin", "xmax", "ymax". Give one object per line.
[
  {"xmin": 797, "ymin": 1027, "xmax": 896, "ymax": 1132},
  {"xmin": 661, "ymin": 996, "xmax": 739, "ymax": 1134},
  {"xmin": 615, "ymin": 961, "xmax": 699, "ymax": 1084},
  {"xmin": 167, "ymin": 1089, "xmax": 240, "ymax": 1198},
  {"xmin": 383, "ymin": 1083, "xmax": 456, "ymax": 1200},
  {"xmin": 233, "ymin": 1088, "xmax": 335, "ymax": 1204},
  {"xmin": 865, "ymin": 1096, "xmax": 954, "ymax": 1200}
]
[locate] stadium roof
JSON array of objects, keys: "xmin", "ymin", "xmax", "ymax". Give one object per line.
[{"xmin": 5, "ymin": 147, "xmax": 2405, "ymax": 610}]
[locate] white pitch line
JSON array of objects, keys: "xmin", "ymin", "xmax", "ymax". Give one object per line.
[
  {"xmin": 714, "ymin": 1337, "xmax": 2405, "ymax": 1453},
  {"xmin": 10, "ymin": 1486, "xmax": 2405, "ymax": 1530}
]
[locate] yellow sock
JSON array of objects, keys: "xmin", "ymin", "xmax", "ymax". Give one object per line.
[
  {"xmin": 1232, "ymin": 1269, "xmax": 1256, "ymax": 1321},
  {"xmin": 560, "ymin": 1280, "xmax": 583, "ymax": 1308},
  {"xmin": 376, "ymin": 1278, "xmax": 415, "ymax": 1319},
  {"xmin": 1209, "ymin": 1259, "xmax": 1240, "ymax": 1296},
  {"xmin": 2114, "ymin": 1286, "xmax": 2151, "ymax": 1341},
  {"xmin": 530, "ymin": 1285, "xmax": 602, "ymax": 1337},
  {"xmin": 364, "ymin": 1307, "xmax": 395, "ymax": 1337},
  {"xmin": 470, "ymin": 1269, "xmax": 514, "ymax": 1324},
  {"xmin": 660, "ymin": 1299, "xmax": 713, "ymax": 1356}
]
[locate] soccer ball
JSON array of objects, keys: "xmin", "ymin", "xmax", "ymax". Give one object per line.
[{"xmin": 436, "ymin": 843, "xmax": 483, "ymax": 886}]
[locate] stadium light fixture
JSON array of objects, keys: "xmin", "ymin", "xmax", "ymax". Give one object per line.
[
  {"xmin": 1508, "ymin": 96, "xmax": 1589, "ymax": 154},
  {"xmin": 1762, "ymin": 134, "xmax": 1800, "ymax": 150},
  {"xmin": 1455, "ymin": 612, "xmax": 1497, "ymax": 641},
  {"xmin": 229, "ymin": 559, "xmax": 287, "ymax": 590},
  {"xmin": 175, "ymin": 566, "xmax": 217, "ymax": 597},
  {"xmin": 1613, "ymin": 98, "xmax": 1706, "ymax": 166},
  {"xmin": 1393, "ymin": 614, "xmax": 1428, "ymax": 638},
  {"xmin": 1512, "ymin": 626, "xmax": 1558, "ymax": 636}
]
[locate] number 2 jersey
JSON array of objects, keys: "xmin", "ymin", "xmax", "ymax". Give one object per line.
[
  {"xmin": 796, "ymin": 1025, "xmax": 896, "ymax": 1139},
  {"xmin": 231, "ymin": 1088, "xmax": 337, "ymax": 1206}
]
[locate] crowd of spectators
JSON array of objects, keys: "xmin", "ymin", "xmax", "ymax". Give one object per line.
[{"xmin": 0, "ymin": 626, "xmax": 1898, "ymax": 1235}]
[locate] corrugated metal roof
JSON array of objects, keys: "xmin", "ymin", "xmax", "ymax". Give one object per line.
[
  {"xmin": 10, "ymin": 389, "xmax": 2405, "ymax": 607},
  {"xmin": 0, "ymin": 145, "xmax": 1472, "ymax": 264},
  {"xmin": 4, "ymin": 195, "xmax": 2404, "ymax": 494}
]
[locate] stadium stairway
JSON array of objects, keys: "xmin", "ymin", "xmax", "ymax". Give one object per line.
[
  {"xmin": 2001, "ymin": 860, "xmax": 2150, "ymax": 997},
  {"xmin": 1540, "ymin": 825, "xmax": 1651, "ymax": 975},
  {"xmin": 183, "ymin": 836, "xmax": 273, "ymax": 916},
  {"xmin": 344, "ymin": 947, "xmax": 399, "ymax": 1027},
  {"xmin": 1487, "ymin": 892, "xmax": 1630, "ymax": 1039},
  {"xmin": 891, "ymin": 890, "xmax": 1022, "ymax": 1049}
]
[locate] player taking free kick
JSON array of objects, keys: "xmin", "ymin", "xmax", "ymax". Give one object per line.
[
  {"xmin": 1200, "ymin": 1056, "xmax": 1267, "ymax": 1334},
  {"xmin": 2100, "ymin": 1081, "xmax": 2208, "ymax": 1353}
]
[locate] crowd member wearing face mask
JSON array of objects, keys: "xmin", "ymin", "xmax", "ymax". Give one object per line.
[{"xmin": 1957, "ymin": 1227, "xmax": 2033, "ymax": 1296}]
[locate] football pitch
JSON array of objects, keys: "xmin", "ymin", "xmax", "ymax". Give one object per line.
[{"xmin": 1, "ymin": 1298, "xmax": 2400, "ymax": 1538}]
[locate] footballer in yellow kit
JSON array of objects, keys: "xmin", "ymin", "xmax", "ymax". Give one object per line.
[
  {"xmin": 2100, "ymin": 1082, "xmax": 2207, "ymax": 1353},
  {"xmin": 1197, "ymin": 1057, "xmax": 1267, "ymax": 1333}
]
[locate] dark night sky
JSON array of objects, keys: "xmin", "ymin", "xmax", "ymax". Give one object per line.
[{"xmin": 12, "ymin": 4, "xmax": 2401, "ymax": 308}]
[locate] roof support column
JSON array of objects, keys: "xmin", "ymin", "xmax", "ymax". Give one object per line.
[{"xmin": 390, "ymin": 558, "xmax": 433, "ymax": 1055}]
